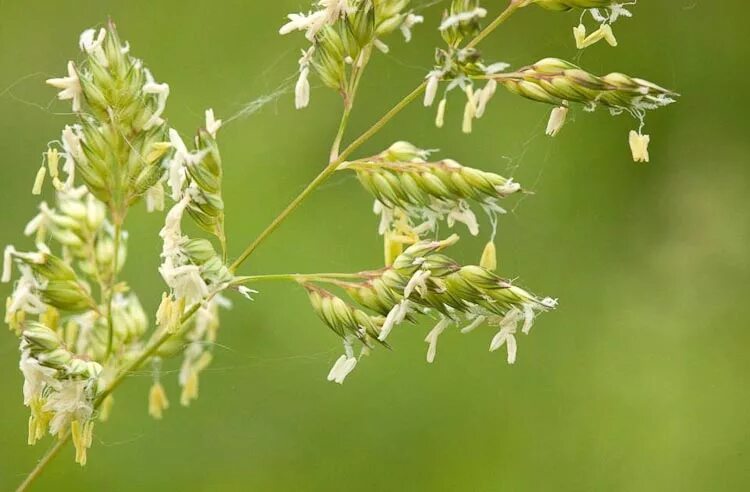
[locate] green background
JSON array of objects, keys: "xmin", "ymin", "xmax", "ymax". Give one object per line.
[{"xmin": 1, "ymin": 1, "xmax": 748, "ymax": 490}]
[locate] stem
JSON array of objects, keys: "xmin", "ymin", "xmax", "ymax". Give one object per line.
[
  {"xmin": 330, "ymin": 105, "xmax": 352, "ymax": 163},
  {"xmin": 230, "ymin": 2, "xmax": 523, "ymax": 273},
  {"xmin": 15, "ymin": 435, "xmax": 70, "ymax": 492},
  {"xmin": 236, "ymin": 272, "xmax": 366, "ymax": 284}
]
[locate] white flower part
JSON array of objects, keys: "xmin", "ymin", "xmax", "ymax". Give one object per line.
[
  {"xmin": 541, "ymin": 297, "xmax": 558, "ymax": 309},
  {"xmin": 143, "ymin": 69, "xmax": 170, "ymax": 130},
  {"xmin": 404, "ymin": 269, "xmax": 431, "ymax": 299},
  {"xmin": 44, "ymin": 379, "xmax": 94, "ymax": 436},
  {"xmin": 145, "ymin": 182, "xmax": 165, "ymax": 213},
  {"xmin": 609, "ymin": 4, "xmax": 633, "ymax": 22},
  {"xmin": 2, "ymin": 245, "xmax": 16, "ymax": 283},
  {"xmin": 19, "ymin": 352, "xmax": 58, "ymax": 405},
  {"xmin": 79, "ymin": 28, "xmax": 107, "ymax": 66},
  {"xmin": 327, "ymin": 355, "xmax": 348, "ymax": 381},
  {"xmin": 169, "ymin": 128, "xmax": 206, "ymax": 166},
  {"xmin": 439, "ymin": 8, "xmax": 487, "ymax": 31},
  {"xmin": 400, "ymin": 13, "xmax": 424, "ymax": 42},
  {"xmin": 546, "ymin": 106, "xmax": 569, "ymax": 137},
  {"xmin": 158, "ymin": 194, "xmax": 208, "ymax": 304},
  {"xmin": 484, "ymin": 62, "xmax": 510, "ymax": 75},
  {"xmin": 279, "ymin": 13, "xmax": 313, "ymax": 35},
  {"xmin": 460, "ymin": 314, "xmax": 486, "ymax": 334},
  {"xmin": 373, "ymin": 200, "xmax": 393, "ymax": 235},
  {"xmin": 237, "ymin": 286, "xmax": 258, "ymax": 300},
  {"xmin": 327, "ymin": 339, "xmax": 358, "ymax": 384},
  {"xmin": 475, "ymin": 80, "xmax": 497, "ymax": 119},
  {"xmin": 447, "ymin": 201, "xmax": 479, "ymax": 236},
  {"xmin": 424, "ymin": 71, "xmax": 442, "ymax": 107},
  {"xmin": 496, "ymin": 178, "xmax": 521, "ymax": 197},
  {"xmin": 62, "ymin": 125, "xmax": 84, "ymax": 163},
  {"xmin": 424, "ymin": 317, "xmax": 450, "ymax": 363},
  {"xmin": 160, "ymin": 194, "xmax": 190, "ymax": 256},
  {"xmin": 46, "ymin": 61, "xmax": 82, "ymax": 112},
  {"xmin": 205, "ymin": 109, "xmax": 222, "ymax": 138},
  {"xmin": 166, "ymin": 262, "xmax": 209, "ymax": 305},
  {"xmin": 521, "ymin": 303, "xmax": 536, "ymax": 335},
  {"xmin": 166, "ymin": 128, "xmax": 193, "ymax": 200},
  {"xmin": 279, "ymin": 10, "xmax": 328, "ymax": 41},
  {"xmin": 6, "ymin": 266, "xmax": 47, "ymax": 319},
  {"xmin": 23, "ymin": 203, "xmax": 51, "ymax": 237},
  {"xmin": 490, "ymin": 308, "xmax": 523, "ymax": 364},
  {"xmin": 378, "ymin": 300, "xmax": 410, "ymax": 341},
  {"xmin": 629, "ymin": 130, "xmax": 650, "ymax": 162},
  {"xmin": 295, "ymin": 66, "xmax": 311, "ymax": 110},
  {"xmin": 167, "ymin": 157, "xmax": 186, "ymax": 201}
]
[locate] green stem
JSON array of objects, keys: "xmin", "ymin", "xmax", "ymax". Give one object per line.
[
  {"xmin": 15, "ymin": 435, "xmax": 70, "ymax": 492},
  {"xmin": 235, "ymin": 272, "xmax": 366, "ymax": 285}
]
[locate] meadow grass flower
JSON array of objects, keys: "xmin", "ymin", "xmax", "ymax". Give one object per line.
[{"xmin": 7, "ymin": 2, "xmax": 675, "ymax": 484}]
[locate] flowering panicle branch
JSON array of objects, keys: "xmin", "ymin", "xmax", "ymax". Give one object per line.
[
  {"xmin": 5, "ymin": 1, "xmax": 676, "ymax": 488},
  {"xmin": 301, "ymin": 235, "xmax": 556, "ymax": 383},
  {"xmin": 4, "ymin": 21, "xmax": 245, "ymax": 476},
  {"xmin": 422, "ymin": 0, "xmax": 674, "ymax": 161}
]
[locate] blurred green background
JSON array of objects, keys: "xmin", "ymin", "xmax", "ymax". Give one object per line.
[{"xmin": 1, "ymin": 1, "xmax": 748, "ymax": 490}]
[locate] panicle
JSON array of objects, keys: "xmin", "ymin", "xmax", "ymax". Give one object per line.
[
  {"xmin": 46, "ymin": 21, "xmax": 171, "ymax": 212},
  {"xmin": 303, "ymin": 235, "xmax": 557, "ymax": 381}
]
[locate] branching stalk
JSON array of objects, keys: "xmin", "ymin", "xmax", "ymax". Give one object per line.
[{"xmin": 229, "ymin": 3, "xmax": 522, "ymax": 273}]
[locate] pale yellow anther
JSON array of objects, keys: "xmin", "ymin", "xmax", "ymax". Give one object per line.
[
  {"xmin": 435, "ymin": 98, "xmax": 447, "ymax": 128},
  {"xmin": 46, "ymin": 148, "xmax": 60, "ymax": 178},
  {"xmin": 573, "ymin": 24, "xmax": 587, "ymax": 49},
  {"xmin": 480, "ymin": 240, "xmax": 497, "ymax": 272},
  {"xmin": 148, "ymin": 381, "xmax": 170, "ymax": 419},
  {"xmin": 600, "ymin": 24, "xmax": 618, "ymax": 47},
  {"xmin": 32, "ymin": 167, "xmax": 47, "ymax": 195},
  {"xmin": 146, "ymin": 141, "xmax": 172, "ymax": 164},
  {"xmin": 546, "ymin": 106, "xmax": 569, "ymax": 137},
  {"xmin": 629, "ymin": 130, "xmax": 650, "ymax": 163}
]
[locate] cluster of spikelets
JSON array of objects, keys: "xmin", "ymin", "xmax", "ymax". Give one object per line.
[
  {"xmin": 341, "ymin": 141, "xmax": 521, "ymax": 239},
  {"xmin": 415, "ymin": 0, "xmax": 675, "ymax": 162},
  {"xmin": 280, "ymin": 0, "xmax": 424, "ymax": 109},
  {"xmin": 2, "ymin": 22, "xmax": 242, "ymax": 466},
  {"xmin": 305, "ymin": 234, "xmax": 556, "ymax": 383},
  {"xmin": 2, "ymin": 0, "xmax": 678, "ymax": 473}
]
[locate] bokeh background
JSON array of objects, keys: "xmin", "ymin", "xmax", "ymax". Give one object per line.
[{"xmin": 1, "ymin": 1, "xmax": 748, "ymax": 490}]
